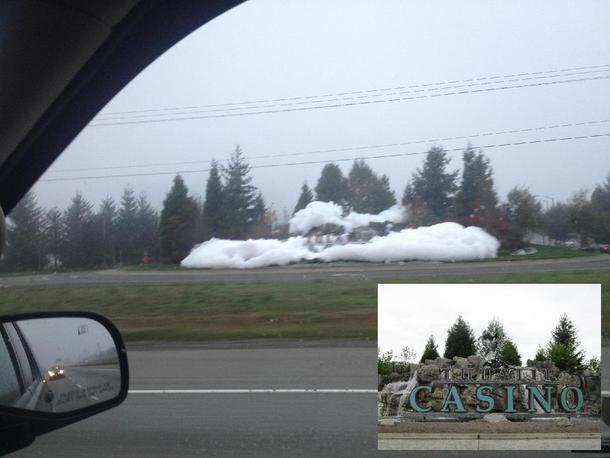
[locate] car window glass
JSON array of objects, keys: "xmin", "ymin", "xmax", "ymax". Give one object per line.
[{"xmin": 0, "ymin": 330, "xmax": 21, "ymax": 404}]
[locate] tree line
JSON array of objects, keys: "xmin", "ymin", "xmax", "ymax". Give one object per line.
[
  {"xmin": 306, "ymin": 146, "xmax": 610, "ymax": 249},
  {"xmin": 1, "ymin": 144, "xmax": 609, "ymax": 271},
  {"xmin": 378, "ymin": 313, "xmax": 598, "ymax": 376}
]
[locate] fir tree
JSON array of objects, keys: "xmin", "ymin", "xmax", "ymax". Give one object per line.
[
  {"xmin": 221, "ymin": 146, "xmax": 258, "ymax": 239},
  {"xmin": 420, "ymin": 335, "xmax": 440, "ymax": 362},
  {"xmin": 371, "ymin": 174, "xmax": 397, "ymax": 213},
  {"xmin": 551, "ymin": 313, "xmax": 579, "ymax": 347},
  {"xmin": 547, "ymin": 314, "xmax": 584, "ymax": 372},
  {"xmin": 590, "ymin": 173, "xmax": 610, "ymax": 243},
  {"xmin": 136, "ymin": 194, "xmax": 159, "ymax": 259},
  {"xmin": 97, "ymin": 197, "xmax": 117, "ymax": 266},
  {"xmin": 44, "ymin": 207, "xmax": 64, "ymax": 269},
  {"xmin": 534, "ymin": 346, "xmax": 547, "ymax": 362},
  {"xmin": 293, "ymin": 182, "xmax": 314, "ymax": 215},
  {"xmin": 498, "ymin": 339, "xmax": 521, "ymax": 366},
  {"xmin": 115, "ymin": 187, "xmax": 140, "ymax": 264},
  {"xmin": 3, "ymin": 192, "xmax": 45, "ymax": 271},
  {"xmin": 454, "ymin": 146, "xmax": 498, "ymax": 228},
  {"xmin": 402, "ymin": 147, "xmax": 458, "ymax": 224},
  {"xmin": 347, "ymin": 160, "xmax": 396, "ymax": 213},
  {"xmin": 503, "ymin": 186, "xmax": 542, "ymax": 248},
  {"xmin": 443, "ymin": 315, "xmax": 477, "ymax": 359},
  {"xmin": 478, "ymin": 318, "xmax": 507, "ymax": 356},
  {"xmin": 315, "ymin": 163, "xmax": 350, "ymax": 208},
  {"xmin": 202, "ymin": 160, "xmax": 224, "ymax": 238},
  {"xmin": 159, "ymin": 175, "xmax": 198, "ymax": 263},
  {"xmin": 61, "ymin": 192, "xmax": 96, "ymax": 268}
]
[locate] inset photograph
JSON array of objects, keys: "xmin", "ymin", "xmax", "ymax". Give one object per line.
[{"xmin": 378, "ymin": 284, "xmax": 601, "ymax": 451}]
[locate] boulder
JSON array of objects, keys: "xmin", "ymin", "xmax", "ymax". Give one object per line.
[
  {"xmin": 557, "ymin": 372, "xmax": 581, "ymax": 387},
  {"xmin": 453, "ymin": 357, "xmax": 469, "ymax": 369},
  {"xmin": 467, "ymin": 355, "xmax": 485, "ymax": 369},
  {"xmin": 417, "ymin": 364, "xmax": 440, "ymax": 383},
  {"xmin": 483, "ymin": 413, "xmax": 508, "ymax": 423},
  {"xmin": 428, "ymin": 357, "xmax": 453, "ymax": 368}
]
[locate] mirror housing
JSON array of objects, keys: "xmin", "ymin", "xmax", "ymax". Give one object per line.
[{"xmin": 0, "ymin": 311, "xmax": 128, "ymax": 453}]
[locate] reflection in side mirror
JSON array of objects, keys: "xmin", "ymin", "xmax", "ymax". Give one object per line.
[{"xmin": 0, "ymin": 314, "xmax": 126, "ymax": 415}]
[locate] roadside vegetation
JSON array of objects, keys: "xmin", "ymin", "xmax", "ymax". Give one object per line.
[
  {"xmin": 0, "ymin": 270, "xmax": 607, "ymax": 341},
  {"xmin": 1, "ymin": 146, "xmax": 608, "ymax": 273}
]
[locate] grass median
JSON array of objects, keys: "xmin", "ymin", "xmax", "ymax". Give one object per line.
[{"xmin": 0, "ymin": 270, "xmax": 608, "ymax": 341}]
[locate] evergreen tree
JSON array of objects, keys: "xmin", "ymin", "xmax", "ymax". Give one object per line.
[
  {"xmin": 547, "ymin": 342, "xmax": 584, "ymax": 372},
  {"xmin": 547, "ymin": 314, "xmax": 584, "ymax": 372},
  {"xmin": 454, "ymin": 146, "xmax": 498, "ymax": 227},
  {"xmin": 61, "ymin": 192, "xmax": 96, "ymax": 268},
  {"xmin": 567, "ymin": 190, "xmax": 594, "ymax": 243},
  {"xmin": 478, "ymin": 318, "xmax": 507, "ymax": 356},
  {"xmin": 202, "ymin": 160, "xmax": 224, "ymax": 238},
  {"xmin": 97, "ymin": 197, "xmax": 117, "ymax": 266},
  {"xmin": 44, "ymin": 207, "xmax": 64, "ymax": 269},
  {"xmin": 136, "ymin": 194, "xmax": 160, "ymax": 259},
  {"xmin": 551, "ymin": 313, "xmax": 579, "ymax": 347},
  {"xmin": 443, "ymin": 315, "xmax": 477, "ymax": 359},
  {"xmin": 252, "ymin": 192, "xmax": 272, "ymax": 238},
  {"xmin": 419, "ymin": 335, "xmax": 440, "ymax": 362},
  {"xmin": 372, "ymin": 174, "xmax": 397, "ymax": 213},
  {"xmin": 498, "ymin": 339, "xmax": 521, "ymax": 366},
  {"xmin": 534, "ymin": 346, "xmax": 547, "ymax": 362},
  {"xmin": 159, "ymin": 175, "xmax": 198, "ymax": 263},
  {"xmin": 221, "ymin": 146, "xmax": 258, "ymax": 239},
  {"xmin": 293, "ymin": 182, "xmax": 314, "ymax": 215},
  {"xmin": 315, "ymin": 163, "xmax": 350, "ymax": 208},
  {"xmin": 115, "ymin": 187, "xmax": 140, "ymax": 264},
  {"xmin": 402, "ymin": 147, "xmax": 458, "ymax": 224},
  {"xmin": 590, "ymin": 173, "xmax": 610, "ymax": 243},
  {"xmin": 502, "ymin": 187, "xmax": 542, "ymax": 248},
  {"xmin": 3, "ymin": 192, "xmax": 45, "ymax": 271},
  {"xmin": 347, "ymin": 160, "xmax": 396, "ymax": 213}
]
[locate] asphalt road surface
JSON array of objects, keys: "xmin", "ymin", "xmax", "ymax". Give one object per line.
[
  {"xmin": 1, "ymin": 256, "xmax": 608, "ymax": 287},
  {"xmin": 10, "ymin": 341, "xmax": 609, "ymax": 457},
  {"xmin": 49, "ymin": 366, "xmax": 121, "ymax": 412}
]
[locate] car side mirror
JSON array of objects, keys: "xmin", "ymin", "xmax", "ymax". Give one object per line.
[{"xmin": 0, "ymin": 311, "xmax": 128, "ymax": 453}]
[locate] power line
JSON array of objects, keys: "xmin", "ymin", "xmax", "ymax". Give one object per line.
[
  {"xmin": 94, "ymin": 63, "xmax": 610, "ymax": 118},
  {"xmin": 48, "ymin": 118, "xmax": 610, "ymax": 173},
  {"xmin": 93, "ymin": 68, "xmax": 610, "ymax": 122},
  {"xmin": 38, "ymin": 132, "xmax": 610, "ymax": 183},
  {"xmin": 89, "ymin": 74, "xmax": 610, "ymax": 127}
]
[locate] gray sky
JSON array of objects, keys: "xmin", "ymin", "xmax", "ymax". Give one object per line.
[
  {"xmin": 18, "ymin": 318, "xmax": 117, "ymax": 368},
  {"xmin": 33, "ymin": 0, "xmax": 610, "ymax": 218},
  {"xmin": 378, "ymin": 284, "xmax": 601, "ymax": 363}
]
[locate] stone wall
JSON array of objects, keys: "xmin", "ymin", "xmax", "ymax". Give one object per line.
[{"xmin": 378, "ymin": 356, "xmax": 600, "ymax": 417}]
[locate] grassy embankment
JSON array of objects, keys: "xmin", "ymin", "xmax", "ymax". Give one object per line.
[{"xmin": 0, "ymin": 270, "xmax": 608, "ymax": 341}]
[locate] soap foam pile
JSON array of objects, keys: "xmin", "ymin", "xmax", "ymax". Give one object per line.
[
  {"xmin": 288, "ymin": 201, "xmax": 405, "ymax": 234},
  {"xmin": 180, "ymin": 222, "xmax": 500, "ymax": 269}
]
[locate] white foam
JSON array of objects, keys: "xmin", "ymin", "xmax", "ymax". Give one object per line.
[
  {"xmin": 181, "ymin": 222, "xmax": 499, "ymax": 269},
  {"xmin": 288, "ymin": 201, "xmax": 405, "ymax": 235}
]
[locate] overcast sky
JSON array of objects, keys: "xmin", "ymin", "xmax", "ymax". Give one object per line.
[
  {"xmin": 18, "ymin": 318, "xmax": 116, "ymax": 368},
  {"xmin": 378, "ymin": 284, "xmax": 601, "ymax": 363},
  {"xmin": 32, "ymin": 0, "xmax": 610, "ymax": 219}
]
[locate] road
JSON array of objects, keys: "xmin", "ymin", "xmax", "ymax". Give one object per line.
[
  {"xmin": 10, "ymin": 341, "xmax": 609, "ymax": 457},
  {"xmin": 49, "ymin": 366, "xmax": 121, "ymax": 412},
  {"xmin": 1, "ymin": 256, "xmax": 608, "ymax": 287}
]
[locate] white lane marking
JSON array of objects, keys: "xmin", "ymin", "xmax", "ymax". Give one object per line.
[
  {"xmin": 129, "ymin": 389, "xmax": 376, "ymax": 394},
  {"xmin": 602, "ymin": 390, "xmax": 610, "ymax": 396}
]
